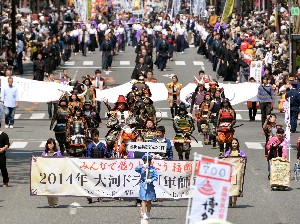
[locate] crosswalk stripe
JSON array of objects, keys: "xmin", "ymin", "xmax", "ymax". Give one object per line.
[
  {"xmin": 245, "ymin": 142, "xmax": 264, "ymax": 149},
  {"xmin": 120, "ymin": 61, "xmax": 130, "ymax": 65},
  {"xmin": 64, "ymin": 61, "xmax": 75, "ymax": 66},
  {"xmin": 10, "ymin": 142, "xmax": 28, "ymax": 149},
  {"xmin": 39, "ymin": 141, "xmax": 47, "ymax": 148},
  {"xmin": 193, "ymin": 61, "xmax": 204, "ymax": 66},
  {"xmin": 175, "ymin": 61, "xmax": 186, "ymax": 65},
  {"xmin": 83, "ymin": 61, "xmax": 93, "ymax": 65},
  {"xmin": 14, "ymin": 114, "xmax": 21, "ymax": 119},
  {"xmin": 236, "ymin": 114, "xmax": 242, "ymax": 120},
  {"xmin": 30, "ymin": 113, "xmax": 46, "ymax": 119}
]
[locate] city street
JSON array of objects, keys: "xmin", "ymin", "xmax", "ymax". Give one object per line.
[{"xmin": 1, "ymin": 46, "xmax": 300, "ymax": 224}]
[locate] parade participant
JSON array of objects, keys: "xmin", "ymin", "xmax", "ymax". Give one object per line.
[
  {"xmin": 131, "ymin": 57, "xmax": 149, "ymax": 80},
  {"xmin": 62, "ymin": 29, "xmax": 73, "ymax": 61},
  {"xmin": 79, "ymin": 25, "xmax": 89, "ymax": 57},
  {"xmin": 143, "ymin": 119, "xmax": 157, "ymax": 142},
  {"xmin": 68, "ymin": 93, "xmax": 83, "ymax": 113},
  {"xmin": 190, "ymin": 83, "xmax": 206, "ymax": 120},
  {"xmin": 114, "ymin": 125, "xmax": 136, "ymax": 158},
  {"xmin": 176, "ymin": 21, "xmax": 187, "ymax": 54},
  {"xmin": 166, "ymin": 28, "xmax": 175, "ymax": 61},
  {"xmin": 144, "ymin": 97, "xmax": 156, "ymax": 124},
  {"xmin": 198, "ymin": 93, "xmax": 212, "ymax": 145},
  {"xmin": 173, "ymin": 102, "xmax": 195, "ymax": 160},
  {"xmin": 224, "ymin": 138, "xmax": 246, "ymax": 207},
  {"xmin": 150, "ymin": 126, "xmax": 173, "ymax": 160},
  {"xmin": 258, "ymin": 76, "xmax": 276, "ymax": 126},
  {"xmin": 66, "ymin": 106, "xmax": 88, "ymax": 156},
  {"xmin": 135, "ymin": 154, "xmax": 158, "ymax": 220},
  {"xmin": 155, "ymin": 34, "xmax": 170, "ymax": 71},
  {"xmin": 106, "ymin": 95, "xmax": 136, "ymax": 128},
  {"xmin": 266, "ymin": 128, "xmax": 287, "ymax": 179},
  {"xmin": 167, "ymin": 75, "xmax": 182, "ymax": 118},
  {"xmin": 83, "ymin": 78, "xmax": 96, "ymax": 106},
  {"xmin": 262, "ymin": 114, "xmax": 282, "ymax": 155},
  {"xmin": 41, "ymin": 138, "xmax": 62, "ymax": 208},
  {"xmin": 132, "ymin": 75, "xmax": 152, "ymax": 97},
  {"xmin": 88, "ymin": 24, "xmax": 98, "ymax": 53},
  {"xmin": 92, "ymin": 69, "xmax": 106, "ymax": 115},
  {"xmin": 33, "ymin": 53, "xmax": 45, "ymax": 81},
  {"xmin": 247, "ymin": 77, "xmax": 259, "ymax": 121},
  {"xmin": 285, "ymin": 81, "xmax": 300, "ymax": 133},
  {"xmin": 45, "ymin": 73, "xmax": 60, "ymax": 118},
  {"xmin": 1, "ymin": 77, "xmax": 19, "ymax": 129},
  {"xmin": 208, "ymin": 88, "xmax": 223, "ymax": 148},
  {"xmin": 60, "ymin": 69, "xmax": 71, "ymax": 85},
  {"xmin": 194, "ymin": 70, "xmax": 212, "ymax": 84},
  {"xmin": 144, "ymin": 71, "xmax": 157, "ymax": 83},
  {"xmin": 83, "ymin": 101, "xmax": 100, "ymax": 139},
  {"xmin": 100, "ymin": 35, "xmax": 113, "ymax": 71},
  {"xmin": 0, "ymin": 123, "xmax": 10, "ymax": 187},
  {"xmin": 217, "ymin": 98, "xmax": 236, "ymax": 157},
  {"xmin": 50, "ymin": 97, "xmax": 71, "ymax": 154}
]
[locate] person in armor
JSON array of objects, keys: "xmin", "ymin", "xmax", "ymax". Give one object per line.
[
  {"xmin": 135, "ymin": 102, "xmax": 149, "ymax": 130},
  {"xmin": 100, "ymin": 35, "xmax": 113, "ymax": 71},
  {"xmin": 155, "ymin": 34, "xmax": 170, "ymax": 71},
  {"xmin": 150, "ymin": 126, "xmax": 173, "ymax": 160},
  {"xmin": 198, "ymin": 93, "xmax": 212, "ymax": 145},
  {"xmin": 144, "ymin": 97, "xmax": 156, "ymax": 124},
  {"xmin": 83, "ymin": 101, "xmax": 100, "ymax": 142},
  {"xmin": 217, "ymin": 98, "xmax": 236, "ymax": 157},
  {"xmin": 173, "ymin": 103, "xmax": 195, "ymax": 160},
  {"xmin": 132, "ymin": 75, "xmax": 152, "ymax": 97},
  {"xmin": 68, "ymin": 93, "xmax": 83, "ymax": 113},
  {"xmin": 50, "ymin": 97, "xmax": 71, "ymax": 154},
  {"xmin": 208, "ymin": 88, "xmax": 223, "ymax": 148},
  {"xmin": 143, "ymin": 119, "xmax": 157, "ymax": 142},
  {"xmin": 66, "ymin": 107, "xmax": 89, "ymax": 156},
  {"xmin": 114, "ymin": 125, "xmax": 136, "ymax": 158},
  {"xmin": 190, "ymin": 83, "xmax": 207, "ymax": 123},
  {"xmin": 167, "ymin": 75, "xmax": 182, "ymax": 118}
]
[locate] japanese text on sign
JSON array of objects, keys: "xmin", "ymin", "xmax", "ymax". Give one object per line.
[{"xmin": 127, "ymin": 142, "xmax": 167, "ymax": 152}]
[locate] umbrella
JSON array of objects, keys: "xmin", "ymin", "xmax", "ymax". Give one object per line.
[{"xmin": 19, "ymin": 8, "xmax": 32, "ymax": 14}]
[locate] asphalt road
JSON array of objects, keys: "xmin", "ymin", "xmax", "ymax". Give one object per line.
[{"xmin": 1, "ymin": 46, "xmax": 300, "ymax": 224}]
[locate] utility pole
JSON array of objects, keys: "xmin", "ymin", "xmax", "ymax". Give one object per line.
[{"xmin": 11, "ymin": 0, "xmax": 16, "ymax": 54}]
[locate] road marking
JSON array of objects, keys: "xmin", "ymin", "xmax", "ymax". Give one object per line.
[
  {"xmin": 245, "ymin": 142, "xmax": 263, "ymax": 150},
  {"xmin": 10, "ymin": 142, "xmax": 28, "ymax": 149},
  {"xmin": 171, "ymin": 140, "xmax": 202, "ymax": 147},
  {"xmin": 156, "ymin": 112, "xmax": 168, "ymax": 118},
  {"xmin": 175, "ymin": 61, "xmax": 186, "ymax": 65},
  {"xmin": 64, "ymin": 61, "xmax": 75, "ymax": 66},
  {"xmin": 30, "ymin": 113, "xmax": 45, "ymax": 119},
  {"xmin": 61, "ymin": 66, "xmax": 135, "ymax": 69},
  {"xmin": 236, "ymin": 114, "xmax": 242, "ymax": 120},
  {"xmin": 14, "ymin": 114, "xmax": 21, "ymax": 119},
  {"xmin": 39, "ymin": 141, "xmax": 47, "ymax": 148},
  {"xmin": 120, "ymin": 61, "xmax": 130, "ymax": 65},
  {"xmin": 256, "ymin": 114, "xmax": 262, "ymax": 120},
  {"xmin": 162, "ymin": 74, "xmax": 174, "ymax": 78},
  {"xmin": 193, "ymin": 61, "xmax": 204, "ymax": 66},
  {"xmin": 83, "ymin": 61, "xmax": 94, "ymax": 65}
]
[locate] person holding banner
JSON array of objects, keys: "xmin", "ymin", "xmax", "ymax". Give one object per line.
[
  {"xmin": 41, "ymin": 138, "xmax": 62, "ymax": 207},
  {"xmin": 150, "ymin": 126, "xmax": 173, "ymax": 160},
  {"xmin": 135, "ymin": 154, "xmax": 158, "ymax": 220},
  {"xmin": 224, "ymin": 138, "xmax": 246, "ymax": 207}
]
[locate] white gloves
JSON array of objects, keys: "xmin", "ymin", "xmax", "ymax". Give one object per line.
[
  {"xmin": 145, "ymin": 179, "xmax": 152, "ymax": 184},
  {"xmin": 143, "ymin": 164, "xmax": 149, "ymax": 168}
]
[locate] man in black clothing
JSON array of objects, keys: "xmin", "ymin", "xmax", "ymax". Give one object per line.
[
  {"xmin": 100, "ymin": 35, "xmax": 113, "ymax": 71},
  {"xmin": 155, "ymin": 34, "xmax": 170, "ymax": 71},
  {"xmin": 131, "ymin": 57, "xmax": 149, "ymax": 80},
  {"xmin": 34, "ymin": 53, "xmax": 46, "ymax": 81},
  {"xmin": 0, "ymin": 124, "xmax": 10, "ymax": 187}
]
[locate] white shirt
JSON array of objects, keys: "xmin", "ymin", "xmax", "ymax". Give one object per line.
[
  {"xmin": 16, "ymin": 40, "xmax": 24, "ymax": 54},
  {"xmin": 177, "ymin": 27, "xmax": 186, "ymax": 35},
  {"xmin": 264, "ymin": 51, "xmax": 273, "ymax": 64},
  {"xmin": 153, "ymin": 25, "xmax": 162, "ymax": 31},
  {"xmin": 117, "ymin": 27, "xmax": 125, "ymax": 34},
  {"xmin": 146, "ymin": 28, "xmax": 153, "ymax": 35},
  {"xmin": 98, "ymin": 23, "xmax": 107, "ymax": 31},
  {"xmin": 89, "ymin": 28, "xmax": 97, "ymax": 35}
]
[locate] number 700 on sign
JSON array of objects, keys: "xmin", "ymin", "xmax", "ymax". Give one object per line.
[{"xmin": 197, "ymin": 158, "xmax": 232, "ymax": 182}]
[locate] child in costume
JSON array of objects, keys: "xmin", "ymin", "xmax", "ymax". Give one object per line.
[{"xmin": 135, "ymin": 154, "xmax": 158, "ymax": 220}]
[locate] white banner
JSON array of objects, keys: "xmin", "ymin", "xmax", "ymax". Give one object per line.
[
  {"xmin": 127, "ymin": 142, "xmax": 167, "ymax": 152},
  {"xmin": 31, "ymin": 157, "xmax": 193, "ymax": 199},
  {"xmin": 250, "ymin": 61, "xmax": 263, "ymax": 82},
  {"xmin": 188, "ymin": 157, "xmax": 232, "ymax": 223},
  {"xmin": 0, "ymin": 77, "xmax": 73, "ymax": 102},
  {"xmin": 181, "ymin": 83, "xmax": 259, "ymax": 106},
  {"xmin": 96, "ymin": 82, "xmax": 168, "ymax": 103}
]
